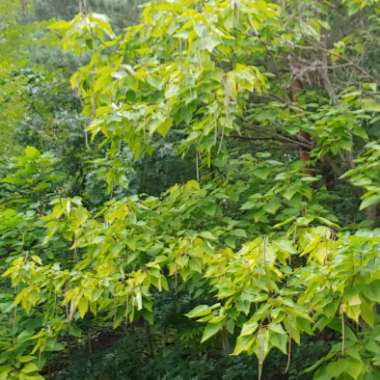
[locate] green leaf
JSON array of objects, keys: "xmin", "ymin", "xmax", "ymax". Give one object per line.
[
  {"xmin": 361, "ymin": 98, "xmax": 380, "ymax": 112},
  {"xmin": 241, "ymin": 200, "xmax": 256, "ymax": 210},
  {"xmin": 319, "ymin": 358, "xmax": 364, "ymax": 380},
  {"xmin": 268, "ymin": 323, "xmax": 286, "ymax": 335},
  {"xmin": 186, "ymin": 305, "xmax": 213, "ymax": 319},
  {"xmin": 78, "ymin": 297, "xmax": 88, "ymax": 318},
  {"xmin": 360, "ymin": 195, "xmax": 380, "ymax": 210},
  {"xmin": 198, "ymin": 36, "xmax": 220, "ymax": 52},
  {"xmin": 240, "ymin": 320, "xmax": 259, "ymax": 337},
  {"xmin": 270, "ymin": 332, "xmax": 288, "ymax": 354},
  {"xmin": 199, "ymin": 231, "xmax": 217, "ymax": 241},
  {"xmin": 18, "ymin": 357, "xmax": 35, "ymax": 364},
  {"xmin": 156, "ymin": 118, "xmax": 173, "ymax": 137},
  {"xmin": 363, "ymin": 280, "xmax": 380, "ymax": 303},
  {"xmin": 231, "ymin": 229, "xmax": 247, "ymax": 238},
  {"xmin": 264, "ymin": 198, "xmax": 281, "ymax": 214},
  {"xmin": 21, "ymin": 363, "xmax": 39, "ymax": 374},
  {"xmin": 49, "ymin": 20, "xmax": 71, "ymax": 31},
  {"xmin": 360, "ymin": 299, "xmax": 374, "ymax": 327},
  {"xmin": 232, "ymin": 335, "xmax": 255, "ymax": 355},
  {"xmin": 0, "ymin": 366, "xmax": 12, "ymax": 380},
  {"xmin": 24, "ymin": 375, "xmax": 44, "ymax": 380},
  {"xmin": 255, "ymin": 327, "xmax": 271, "ymax": 364},
  {"xmin": 201, "ymin": 323, "xmax": 222, "ymax": 343}
]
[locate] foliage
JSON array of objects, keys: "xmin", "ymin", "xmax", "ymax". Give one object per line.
[
  {"xmin": 3, "ymin": 0, "xmax": 380, "ymax": 379},
  {"xmin": 33, "ymin": 0, "xmax": 142, "ymax": 30}
]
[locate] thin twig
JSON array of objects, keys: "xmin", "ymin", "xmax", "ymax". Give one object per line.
[{"xmin": 195, "ymin": 150, "xmax": 200, "ymax": 182}]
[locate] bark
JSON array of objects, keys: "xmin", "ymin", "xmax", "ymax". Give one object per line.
[
  {"xmin": 221, "ymin": 328, "xmax": 231, "ymax": 354},
  {"xmin": 288, "ymin": 56, "xmax": 313, "ymax": 174},
  {"xmin": 320, "ymin": 156, "xmax": 339, "ymax": 190},
  {"xmin": 20, "ymin": 0, "xmax": 29, "ymax": 17},
  {"xmin": 366, "ymin": 205, "xmax": 377, "ymax": 228},
  {"xmin": 79, "ymin": 0, "xmax": 88, "ymax": 15}
]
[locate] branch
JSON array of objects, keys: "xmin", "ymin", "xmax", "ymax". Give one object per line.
[
  {"xmin": 293, "ymin": 44, "xmax": 379, "ymax": 84},
  {"xmin": 229, "ymin": 133, "xmax": 313, "ymax": 149},
  {"xmin": 242, "ymin": 124, "xmax": 314, "ymax": 148}
]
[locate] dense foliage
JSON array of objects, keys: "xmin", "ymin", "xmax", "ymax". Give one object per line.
[{"xmin": 3, "ymin": 0, "xmax": 380, "ymax": 379}]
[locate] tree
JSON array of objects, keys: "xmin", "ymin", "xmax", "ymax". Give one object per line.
[{"xmin": 3, "ymin": 0, "xmax": 380, "ymax": 379}]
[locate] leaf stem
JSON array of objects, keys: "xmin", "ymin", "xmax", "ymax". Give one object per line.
[
  {"xmin": 341, "ymin": 312, "xmax": 345, "ymax": 356},
  {"xmin": 284, "ymin": 335, "xmax": 292, "ymax": 374}
]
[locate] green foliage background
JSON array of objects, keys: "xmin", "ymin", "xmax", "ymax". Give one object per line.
[{"xmin": 3, "ymin": 1, "xmax": 380, "ymax": 380}]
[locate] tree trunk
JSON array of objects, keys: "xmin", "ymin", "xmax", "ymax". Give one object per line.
[
  {"xmin": 79, "ymin": 0, "xmax": 88, "ymax": 15},
  {"xmin": 288, "ymin": 57, "xmax": 313, "ymax": 175},
  {"xmin": 366, "ymin": 205, "xmax": 377, "ymax": 228},
  {"xmin": 20, "ymin": 0, "xmax": 29, "ymax": 17}
]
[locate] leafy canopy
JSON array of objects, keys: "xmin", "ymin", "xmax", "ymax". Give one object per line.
[{"xmin": 3, "ymin": 0, "xmax": 380, "ymax": 379}]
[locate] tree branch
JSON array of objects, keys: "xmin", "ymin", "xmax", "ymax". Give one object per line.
[{"xmin": 229, "ymin": 133, "xmax": 313, "ymax": 149}]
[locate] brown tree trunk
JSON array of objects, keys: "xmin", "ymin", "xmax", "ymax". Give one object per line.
[
  {"xmin": 288, "ymin": 62, "xmax": 312, "ymax": 174},
  {"xmin": 366, "ymin": 205, "xmax": 377, "ymax": 228}
]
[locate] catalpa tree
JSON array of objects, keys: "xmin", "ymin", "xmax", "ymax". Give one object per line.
[{"xmin": 3, "ymin": 0, "xmax": 380, "ymax": 379}]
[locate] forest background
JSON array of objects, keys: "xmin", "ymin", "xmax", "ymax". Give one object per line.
[{"xmin": 2, "ymin": 1, "xmax": 380, "ymax": 379}]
